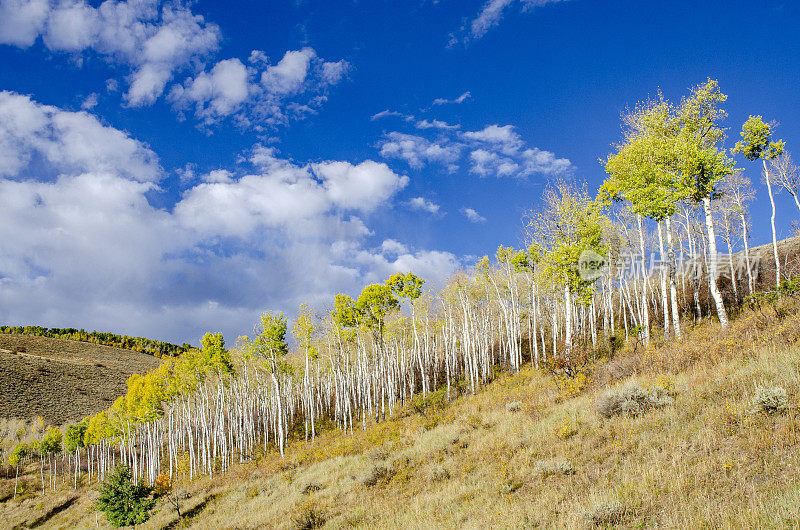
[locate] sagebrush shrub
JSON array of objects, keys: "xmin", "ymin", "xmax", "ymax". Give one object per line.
[
  {"xmin": 362, "ymin": 465, "xmax": 393, "ymax": 487},
  {"xmin": 292, "ymin": 501, "xmax": 326, "ymax": 530},
  {"xmin": 596, "ymin": 382, "xmax": 673, "ymax": 419},
  {"xmin": 585, "ymin": 500, "xmax": 625, "ymax": 525},
  {"xmin": 533, "ymin": 459, "xmax": 574, "ymax": 477},
  {"xmin": 750, "ymin": 385, "xmax": 789, "ymax": 414},
  {"xmin": 429, "ymin": 466, "xmax": 450, "ymax": 482},
  {"xmin": 498, "ymin": 480, "xmax": 522, "ymax": 495}
]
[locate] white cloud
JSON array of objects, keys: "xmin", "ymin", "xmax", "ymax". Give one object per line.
[
  {"xmin": 261, "ymin": 47, "xmax": 315, "ymax": 95},
  {"xmin": 320, "ymin": 59, "xmax": 349, "ymax": 85},
  {"xmin": 169, "ymin": 49, "xmax": 349, "ymax": 127},
  {"xmin": 0, "ymin": 0, "xmax": 222, "ymax": 106},
  {"xmin": 0, "ymin": 93, "xmax": 453, "ymax": 344},
  {"xmin": 371, "ymin": 109, "xmax": 413, "ymax": 121},
  {"xmin": 169, "ymin": 58, "xmax": 250, "ymax": 124},
  {"xmin": 314, "ymin": 160, "xmax": 409, "ymax": 212},
  {"xmin": 80, "ymin": 92, "xmax": 98, "ymax": 110},
  {"xmin": 461, "ymin": 207, "xmax": 486, "ymax": 223},
  {"xmin": 407, "ymin": 196, "xmax": 441, "ymax": 214},
  {"xmin": 461, "ymin": 124, "xmax": 571, "ymax": 177},
  {"xmin": 0, "ymin": 0, "xmax": 49, "ymax": 47},
  {"xmin": 461, "ymin": 124, "xmax": 521, "ymax": 148},
  {"xmin": 380, "ymin": 239, "xmax": 408, "ymax": 256},
  {"xmin": 377, "ymin": 122, "xmax": 571, "ymax": 178},
  {"xmin": 339, "ymin": 241, "xmax": 460, "ymax": 293},
  {"xmin": 0, "ymin": 91, "xmax": 161, "ymax": 181},
  {"xmin": 416, "ymin": 119, "xmax": 460, "ymax": 130},
  {"xmin": 469, "ymin": 148, "xmax": 519, "ymax": 177},
  {"xmin": 432, "ymin": 91, "xmax": 471, "ymax": 105},
  {"xmin": 378, "ymin": 132, "xmax": 461, "ymax": 171},
  {"xmin": 0, "ymin": 1, "xmax": 349, "ymax": 127},
  {"xmin": 451, "ymin": 0, "xmax": 567, "ymax": 44},
  {"xmin": 203, "ymin": 169, "xmax": 233, "ymax": 183},
  {"xmin": 470, "ymin": 0, "xmax": 515, "ymax": 38}
]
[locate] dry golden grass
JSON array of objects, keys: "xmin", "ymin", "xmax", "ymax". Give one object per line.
[
  {"xmin": 3, "ymin": 300, "xmax": 800, "ymax": 528},
  {"xmin": 0, "ymin": 334, "xmax": 161, "ymax": 425}
]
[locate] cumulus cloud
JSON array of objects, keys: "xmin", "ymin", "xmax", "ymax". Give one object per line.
[
  {"xmin": 175, "ymin": 153, "xmax": 406, "ymax": 239},
  {"xmin": 80, "ymin": 92, "xmax": 98, "ymax": 110},
  {"xmin": 378, "ymin": 132, "xmax": 462, "ymax": 171},
  {"xmin": 377, "ymin": 121, "xmax": 571, "ymax": 178},
  {"xmin": 0, "ymin": 94, "xmax": 452, "ymax": 343},
  {"xmin": 0, "ymin": 91, "xmax": 161, "ymax": 181},
  {"xmin": 169, "ymin": 49, "xmax": 350, "ymax": 127},
  {"xmin": 461, "ymin": 207, "xmax": 486, "ymax": 223},
  {"xmin": 0, "ymin": 2, "xmax": 349, "ymax": 128},
  {"xmin": 407, "ymin": 196, "xmax": 441, "ymax": 214},
  {"xmin": 0, "ymin": 0, "xmax": 49, "ymax": 47},
  {"xmin": 462, "ymin": 125, "xmax": 571, "ymax": 177},
  {"xmin": 461, "ymin": 124, "xmax": 521, "ymax": 147},
  {"xmin": 168, "ymin": 57, "xmax": 250, "ymax": 123},
  {"xmin": 0, "ymin": 0, "xmax": 222, "ymax": 105}
]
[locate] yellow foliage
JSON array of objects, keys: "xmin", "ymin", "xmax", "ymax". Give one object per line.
[
  {"xmin": 555, "ymin": 370, "xmax": 590, "ymax": 400},
  {"xmin": 554, "ymin": 416, "xmax": 579, "ymax": 439}
]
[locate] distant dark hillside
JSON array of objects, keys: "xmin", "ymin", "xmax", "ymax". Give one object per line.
[
  {"xmin": 0, "ymin": 334, "xmax": 162, "ymax": 425},
  {"xmin": 0, "ymin": 325, "xmax": 190, "ymax": 357}
]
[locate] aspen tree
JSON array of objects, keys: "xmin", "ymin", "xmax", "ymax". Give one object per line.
[{"xmin": 733, "ymin": 115, "xmax": 785, "ymax": 288}]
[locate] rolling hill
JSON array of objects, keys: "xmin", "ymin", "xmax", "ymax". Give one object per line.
[{"xmin": 0, "ymin": 334, "xmax": 162, "ymax": 425}]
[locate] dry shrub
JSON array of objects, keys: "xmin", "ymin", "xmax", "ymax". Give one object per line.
[
  {"xmin": 361, "ymin": 465, "xmax": 393, "ymax": 487},
  {"xmin": 554, "ymin": 416, "xmax": 579, "ymax": 439},
  {"xmin": 585, "ymin": 500, "xmax": 625, "ymax": 526},
  {"xmin": 291, "ymin": 501, "xmax": 327, "ymax": 530},
  {"xmin": 532, "ymin": 459, "xmax": 574, "ymax": 477},
  {"xmin": 498, "ymin": 480, "xmax": 522, "ymax": 495},
  {"xmin": 750, "ymin": 386, "xmax": 789, "ymax": 415},
  {"xmin": 596, "ymin": 382, "xmax": 673, "ymax": 419},
  {"xmin": 429, "ymin": 466, "xmax": 450, "ymax": 482},
  {"xmin": 301, "ymin": 481, "xmax": 323, "ymax": 495}
]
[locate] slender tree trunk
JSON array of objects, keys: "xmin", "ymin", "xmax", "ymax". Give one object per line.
[
  {"xmin": 564, "ymin": 284, "xmax": 572, "ymax": 360},
  {"xmin": 740, "ymin": 213, "xmax": 754, "ymax": 296},
  {"xmin": 637, "ymin": 215, "xmax": 651, "ymax": 345},
  {"xmin": 657, "ymin": 221, "xmax": 670, "ymax": 337},
  {"xmin": 764, "ymin": 159, "xmax": 781, "ymax": 288},
  {"xmin": 665, "ymin": 217, "xmax": 681, "ymax": 339},
  {"xmin": 701, "ymin": 196, "xmax": 729, "ymax": 327},
  {"xmin": 790, "ymin": 191, "xmax": 800, "ymax": 217}
]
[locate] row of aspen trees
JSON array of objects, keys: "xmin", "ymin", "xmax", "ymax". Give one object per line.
[{"xmin": 5, "ymin": 78, "xmax": 800, "ymax": 493}]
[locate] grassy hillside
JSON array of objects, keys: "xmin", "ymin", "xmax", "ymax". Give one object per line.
[
  {"xmin": 0, "ymin": 334, "xmax": 162, "ymax": 425},
  {"xmin": 0, "ymin": 325, "xmax": 190, "ymax": 357},
  {"xmin": 2, "ymin": 294, "xmax": 800, "ymax": 528}
]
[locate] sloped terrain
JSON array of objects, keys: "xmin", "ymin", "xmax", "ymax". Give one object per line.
[
  {"xmin": 0, "ymin": 334, "xmax": 162, "ymax": 425},
  {"xmin": 2, "ymin": 298, "xmax": 800, "ymax": 529}
]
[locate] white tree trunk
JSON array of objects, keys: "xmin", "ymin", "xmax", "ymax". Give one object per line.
[
  {"xmin": 764, "ymin": 159, "xmax": 781, "ymax": 288},
  {"xmin": 702, "ymin": 196, "xmax": 729, "ymax": 327},
  {"xmin": 740, "ymin": 213, "xmax": 754, "ymax": 295},
  {"xmin": 636, "ymin": 215, "xmax": 651, "ymax": 345},
  {"xmin": 657, "ymin": 221, "xmax": 670, "ymax": 337},
  {"xmin": 665, "ymin": 217, "xmax": 681, "ymax": 339}
]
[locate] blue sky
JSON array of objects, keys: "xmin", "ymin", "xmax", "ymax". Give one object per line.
[{"xmin": 1, "ymin": 0, "xmax": 798, "ymax": 344}]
